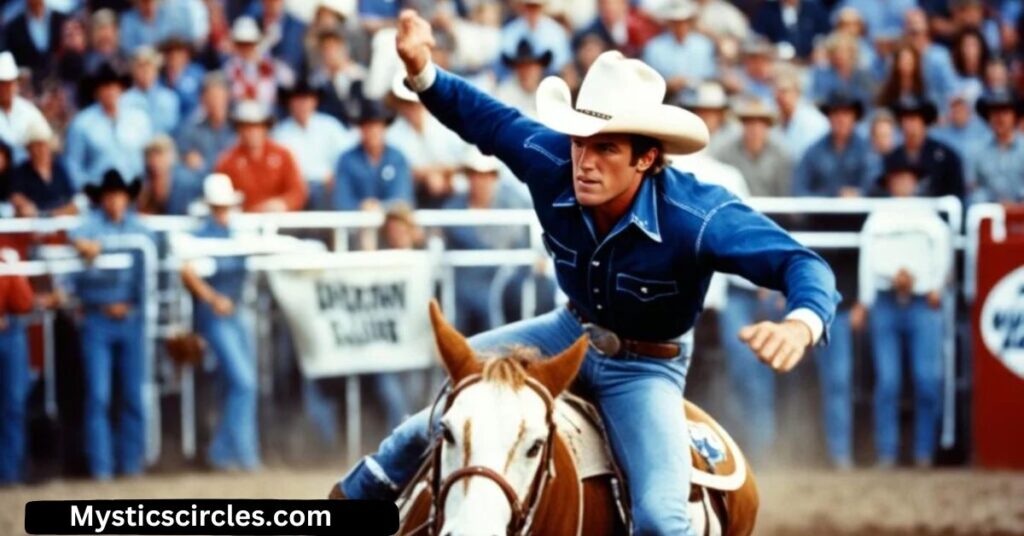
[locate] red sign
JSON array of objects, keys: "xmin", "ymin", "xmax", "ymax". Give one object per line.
[{"xmin": 972, "ymin": 208, "xmax": 1024, "ymax": 469}]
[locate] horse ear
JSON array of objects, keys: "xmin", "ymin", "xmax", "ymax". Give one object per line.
[
  {"xmin": 428, "ymin": 300, "xmax": 481, "ymax": 383},
  {"xmin": 531, "ymin": 335, "xmax": 589, "ymax": 397}
]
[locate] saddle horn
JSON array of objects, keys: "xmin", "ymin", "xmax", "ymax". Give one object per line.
[{"xmin": 428, "ymin": 300, "xmax": 483, "ymax": 384}]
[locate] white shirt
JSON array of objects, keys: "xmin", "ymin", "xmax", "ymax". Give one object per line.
[
  {"xmin": 0, "ymin": 96, "xmax": 47, "ymax": 163},
  {"xmin": 494, "ymin": 79, "xmax": 538, "ymax": 119},
  {"xmin": 385, "ymin": 114, "xmax": 466, "ymax": 170},
  {"xmin": 272, "ymin": 113, "xmax": 356, "ymax": 184},
  {"xmin": 858, "ymin": 201, "xmax": 952, "ymax": 306}
]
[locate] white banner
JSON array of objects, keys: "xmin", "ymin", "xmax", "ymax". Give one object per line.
[{"xmin": 267, "ymin": 250, "xmax": 437, "ymax": 378}]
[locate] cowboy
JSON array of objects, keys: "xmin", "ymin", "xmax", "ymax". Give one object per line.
[
  {"xmin": 883, "ymin": 94, "xmax": 965, "ymax": 200},
  {"xmin": 8, "ymin": 120, "xmax": 78, "ymax": 217},
  {"xmin": 675, "ymin": 80, "xmax": 736, "ymax": 153},
  {"xmin": 222, "ymin": 16, "xmax": 294, "ymax": 108},
  {"xmin": 773, "ymin": 68, "xmax": 829, "ymax": 161},
  {"xmin": 495, "ymin": 38, "xmax": 553, "ymax": 120},
  {"xmin": 794, "ymin": 90, "xmax": 875, "ymax": 198},
  {"xmin": 970, "ymin": 89, "xmax": 1024, "ymax": 205},
  {"xmin": 180, "ymin": 173, "xmax": 260, "ymax": 471},
  {"xmin": 642, "ymin": 0, "xmax": 717, "ymax": 97},
  {"xmin": 332, "ymin": 97, "xmax": 414, "ymax": 211},
  {"xmin": 69, "ymin": 169, "xmax": 155, "ymax": 480},
  {"xmin": 0, "ymin": 51, "xmax": 48, "ymax": 164},
  {"xmin": 0, "ymin": 247, "xmax": 35, "ymax": 485},
  {"xmin": 713, "ymin": 96, "xmax": 793, "ymax": 198},
  {"xmin": 330, "ymin": 11, "xmax": 839, "ymax": 535},
  {"xmin": 121, "ymin": 45, "xmax": 181, "ymax": 134}
]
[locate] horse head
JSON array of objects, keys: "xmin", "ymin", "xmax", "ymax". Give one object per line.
[{"xmin": 427, "ymin": 300, "xmax": 588, "ymax": 536}]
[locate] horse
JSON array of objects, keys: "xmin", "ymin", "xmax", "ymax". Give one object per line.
[{"xmin": 394, "ymin": 301, "xmax": 759, "ymax": 535}]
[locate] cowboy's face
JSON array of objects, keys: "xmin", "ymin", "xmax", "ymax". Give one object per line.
[
  {"xmin": 101, "ymin": 190, "xmax": 130, "ymax": 222},
  {"xmin": 359, "ymin": 120, "xmax": 387, "ymax": 153},
  {"xmin": 988, "ymin": 107, "xmax": 1017, "ymax": 138},
  {"xmin": 828, "ymin": 108, "xmax": 857, "ymax": 139},
  {"xmin": 899, "ymin": 114, "xmax": 927, "ymax": 145},
  {"xmin": 210, "ymin": 205, "xmax": 232, "ymax": 226},
  {"xmin": 96, "ymin": 82, "xmax": 122, "ymax": 110},
  {"xmin": 887, "ymin": 171, "xmax": 918, "ymax": 198},
  {"xmin": 203, "ymin": 83, "xmax": 230, "ymax": 122},
  {"xmin": 132, "ymin": 59, "xmax": 159, "ymax": 88},
  {"xmin": 238, "ymin": 122, "xmax": 268, "ymax": 149},
  {"xmin": 514, "ymin": 61, "xmax": 544, "ymax": 91},
  {"xmin": 571, "ymin": 134, "xmax": 652, "ymax": 207},
  {"xmin": 288, "ymin": 94, "xmax": 318, "ymax": 124}
]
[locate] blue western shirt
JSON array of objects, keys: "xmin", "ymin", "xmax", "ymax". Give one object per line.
[
  {"xmin": 332, "ymin": 145, "xmax": 414, "ymax": 211},
  {"xmin": 793, "ymin": 132, "xmax": 879, "ymax": 196},
  {"xmin": 67, "ymin": 210, "xmax": 155, "ymax": 307},
  {"xmin": 192, "ymin": 217, "xmax": 247, "ymax": 304},
  {"xmin": 418, "ymin": 67, "xmax": 840, "ymax": 341}
]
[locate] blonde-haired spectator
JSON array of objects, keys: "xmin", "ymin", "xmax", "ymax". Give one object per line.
[{"xmin": 810, "ymin": 32, "xmax": 876, "ymax": 105}]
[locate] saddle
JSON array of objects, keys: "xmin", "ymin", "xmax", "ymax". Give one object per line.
[{"xmin": 554, "ymin": 393, "xmax": 751, "ymax": 535}]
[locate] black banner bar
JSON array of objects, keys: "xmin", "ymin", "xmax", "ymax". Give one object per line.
[{"xmin": 25, "ymin": 499, "xmax": 397, "ymax": 535}]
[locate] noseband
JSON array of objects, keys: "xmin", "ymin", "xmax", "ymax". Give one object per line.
[{"xmin": 429, "ymin": 374, "xmax": 557, "ymax": 536}]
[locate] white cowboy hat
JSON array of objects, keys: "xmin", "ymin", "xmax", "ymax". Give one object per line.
[
  {"xmin": 203, "ymin": 173, "xmax": 244, "ymax": 206},
  {"xmin": 659, "ymin": 0, "xmax": 698, "ymax": 21},
  {"xmin": 0, "ymin": 52, "xmax": 18, "ymax": 82},
  {"xmin": 318, "ymin": 0, "xmax": 355, "ymax": 19},
  {"xmin": 232, "ymin": 99, "xmax": 272, "ymax": 124},
  {"xmin": 679, "ymin": 81, "xmax": 728, "ymax": 110},
  {"xmin": 390, "ymin": 71, "xmax": 419, "ymax": 103},
  {"xmin": 535, "ymin": 51, "xmax": 708, "ymax": 154},
  {"xmin": 231, "ymin": 16, "xmax": 263, "ymax": 43},
  {"xmin": 462, "ymin": 146, "xmax": 501, "ymax": 174}
]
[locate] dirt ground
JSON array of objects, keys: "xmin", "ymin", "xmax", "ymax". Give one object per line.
[{"xmin": 2, "ymin": 465, "xmax": 1022, "ymax": 535}]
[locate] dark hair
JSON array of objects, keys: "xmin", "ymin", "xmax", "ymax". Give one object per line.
[
  {"xmin": 629, "ymin": 135, "xmax": 666, "ymax": 177},
  {"xmin": 877, "ymin": 44, "xmax": 926, "ymax": 108},
  {"xmin": 951, "ymin": 28, "xmax": 990, "ymax": 78}
]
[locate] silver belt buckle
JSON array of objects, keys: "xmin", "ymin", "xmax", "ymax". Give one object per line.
[{"xmin": 582, "ymin": 323, "xmax": 622, "ymax": 356}]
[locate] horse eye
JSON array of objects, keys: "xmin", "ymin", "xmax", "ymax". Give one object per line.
[
  {"xmin": 440, "ymin": 424, "xmax": 455, "ymax": 445},
  {"xmin": 526, "ymin": 439, "xmax": 544, "ymax": 458}
]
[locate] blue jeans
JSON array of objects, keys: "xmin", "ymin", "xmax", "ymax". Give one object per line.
[
  {"xmin": 0, "ymin": 317, "xmax": 30, "ymax": 484},
  {"xmin": 341, "ymin": 307, "xmax": 697, "ymax": 535},
  {"xmin": 813, "ymin": 310, "xmax": 853, "ymax": 465},
  {"xmin": 869, "ymin": 292, "xmax": 944, "ymax": 464},
  {"xmin": 198, "ymin": 308, "xmax": 260, "ymax": 469},
  {"xmin": 81, "ymin": 310, "xmax": 146, "ymax": 478},
  {"xmin": 717, "ymin": 286, "xmax": 785, "ymax": 461}
]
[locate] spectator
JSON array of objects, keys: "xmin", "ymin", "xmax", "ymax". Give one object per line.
[
  {"xmin": 857, "ymin": 153, "xmax": 951, "ymax": 468},
  {"xmin": 303, "ymin": 0, "xmax": 361, "ymax": 67},
  {"xmin": 309, "ymin": 28, "xmax": 366, "ymax": 126},
  {"xmin": 983, "ymin": 56, "xmax": 1011, "ymax": 92},
  {"xmin": 70, "ymin": 169, "xmax": 155, "ymax": 480},
  {"xmin": 223, "ymin": 16, "xmax": 294, "ymax": 109},
  {"xmin": 502, "ymin": 0, "xmax": 572, "ymax": 75},
  {"xmin": 56, "ymin": 17, "xmax": 89, "ymax": 91},
  {"xmin": 950, "ymin": 28, "xmax": 990, "ymax": 97},
  {"xmin": 677, "ymin": 80, "xmax": 737, "ymax": 153},
  {"xmin": 726, "ymin": 38, "xmax": 776, "ymax": 102},
  {"xmin": 774, "ymin": 69, "xmax": 829, "ymax": 160},
  {"xmin": 712, "ymin": 97, "xmax": 793, "ymax": 197},
  {"xmin": 180, "ymin": 173, "xmax": 260, "ymax": 471},
  {"xmin": 970, "ymin": 89, "xmax": 1024, "ymax": 204},
  {"xmin": 215, "ymin": 100, "xmax": 306, "ymax": 212},
  {"xmin": 561, "ymin": 30, "xmax": 610, "ymax": 95},
  {"xmin": 332, "ymin": 98, "xmax": 413, "ymax": 211},
  {"xmin": 831, "ymin": 6, "xmax": 879, "ymax": 75},
  {"xmin": 876, "ymin": 44, "xmax": 929, "ymax": 109},
  {"xmin": 904, "ymin": 8, "xmax": 959, "ymax": 106},
  {"xmin": 136, "ymin": 134, "xmax": 200, "ymax": 214},
  {"xmin": 83, "ymin": 9, "xmax": 128, "ymax": 77},
  {"xmin": 694, "ymin": 0, "xmax": 750, "ymax": 49},
  {"xmin": 751, "ymin": 0, "xmax": 830, "ymax": 61},
  {"xmin": 64, "ymin": 63, "xmax": 153, "ymax": 190},
  {"xmin": 121, "ymin": 46, "xmax": 180, "ymax": 134},
  {"xmin": 0, "ymin": 0, "xmax": 68, "ymax": 91},
  {"xmin": 643, "ymin": 0, "xmax": 716, "ymax": 98},
  {"xmin": 0, "ymin": 51, "xmax": 48, "ymax": 163},
  {"xmin": 175, "ymin": 71, "xmax": 235, "ymax": 178},
  {"xmin": 835, "ymin": 0, "xmax": 916, "ymax": 39},
  {"xmin": 809, "ymin": 32, "xmax": 876, "ymax": 106},
  {"xmin": 886, "ymin": 95, "xmax": 966, "ymax": 199},
  {"xmin": 271, "ymin": 80, "xmax": 353, "ymax": 210},
  {"xmin": 948, "ymin": 0, "xmax": 1001, "ymax": 52},
  {"xmin": 385, "ymin": 74, "xmax": 464, "ymax": 208},
  {"xmin": 794, "ymin": 91, "xmax": 875, "ymax": 197},
  {"xmin": 867, "ymin": 108, "xmax": 898, "ymax": 164},
  {"xmin": 8, "ymin": 120, "xmax": 78, "ymax": 217},
  {"xmin": 495, "ymin": 38, "xmax": 551, "ymax": 119},
  {"xmin": 574, "ymin": 0, "xmax": 652, "ymax": 58},
  {"xmin": 159, "ymin": 37, "xmax": 206, "ymax": 120},
  {"xmin": 118, "ymin": 0, "xmax": 205, "ymax": 55},
  {"xmin": 253, "ymin": 0, "xmax": 307, "ymax": 70},
  {"xmin": 0, "ymin": 246, "xmax": 35, "ymax": 485},
  {"xmin": 931, "ymin": 85, "xmax": 990, "ymax": 169},
  {"xmin": 443, "ymin": 147, "xmax": 530, "ymax": 335}
]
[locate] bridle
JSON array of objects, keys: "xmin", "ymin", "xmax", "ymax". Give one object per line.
[{"xmin": 428, "ymin": 373, "xmax": 558, "ymax": 536}]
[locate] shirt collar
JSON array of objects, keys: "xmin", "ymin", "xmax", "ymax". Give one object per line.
[{"xmin": 551, "ymin": 176, "xmax": 662, "ymax": 243}]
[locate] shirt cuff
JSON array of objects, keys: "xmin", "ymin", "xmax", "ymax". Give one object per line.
[
  {"xmin": 785, "ymin": 308, "xmax": 824, "ymax": 345},
  {"xmin": 407, "ymin": 61, "xmax": 438, "ymax": 92}
]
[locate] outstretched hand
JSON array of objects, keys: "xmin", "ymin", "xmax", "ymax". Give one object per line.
[
  {"xmin": 396, "ymin": 9, "xmax": 435, "ymax": 78},
  {"xmin": 738, "ymin": 320, "xmax": 813, "ymax": 372}
]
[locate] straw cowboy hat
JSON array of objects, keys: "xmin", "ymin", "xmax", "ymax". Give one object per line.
[
  {"xmin": 733, "ymin": 97, "xmax": 777, "ymax": 124},
  {"xmin": 203, "ymin": 173, "xmax": 244, "ymax": 207},
  {"xmin": 535, "ymin": 51, "xmax": 709, "ymax": 154},
  {"xmin": 0, "ymin": 51, "xmax": 18, "ymax": 82}
]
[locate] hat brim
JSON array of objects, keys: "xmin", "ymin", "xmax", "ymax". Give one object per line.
[
  {"xmin": 891, "ymin": 104, "xmax": 938, "ymax": 124},
  {"xmin": 501, "ymin": 50, "xmax": 554, "ymax": 68},
  {"xmin": 206, "ymin": 193, "xmax": 245, "ymax": 207},
  {"xmin": 535, "ymin": 76, "xmax": 709, "ymax": 155},
  {"xmin": 818, "ymin": 102, "xmax": 864, "ymax": 120},
  {"xmin": 976, "ymin": 100, "xmax": 1024, "ymax": 120},
  {"xmin": 84, "ymin": 178, "xmax": 142, "ymax": 204}
]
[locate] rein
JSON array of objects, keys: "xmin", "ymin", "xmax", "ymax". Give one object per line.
[{"xmin": 428, "ymin": 374, "xmax": 558, "ymax": 536}]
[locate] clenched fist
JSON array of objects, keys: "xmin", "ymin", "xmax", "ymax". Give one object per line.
[
  {"xmin": 396, "ymin": 9, "xmax": 435, "ymax": 78},
  {"xmin": 738, "ymin": 319, "xmax": 814, "ymax": 372}
]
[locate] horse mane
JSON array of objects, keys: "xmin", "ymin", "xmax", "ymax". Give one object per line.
[{"xmin": 480, "ymin": 345, "xmax": 543, "ymax": 390}]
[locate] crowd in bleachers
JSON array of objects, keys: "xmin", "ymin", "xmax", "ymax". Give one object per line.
[{"xmin": 1, "ymin": 0, "xmax": 1022, "ymax": 484}]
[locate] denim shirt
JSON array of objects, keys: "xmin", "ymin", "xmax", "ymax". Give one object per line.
[
  {"xmin": 67, "ymin": 209, "xmax": 155, "ymax": 307},
  {"xmin": 192, "ymin": 217, "xmax": 246, "ymax": 305},
  {"xmin": 419, "ymin": 68, "xmax": 840, "ymax": 341}
]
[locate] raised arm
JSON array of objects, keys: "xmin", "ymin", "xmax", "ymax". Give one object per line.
[{"xmin": 396, "ymin": 10, "xmax": 561, "ymax": 182}]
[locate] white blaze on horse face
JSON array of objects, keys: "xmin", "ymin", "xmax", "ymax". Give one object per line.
[{"xmin": 439, "ymin": 381, "xmax": 549, "ymax": 536}]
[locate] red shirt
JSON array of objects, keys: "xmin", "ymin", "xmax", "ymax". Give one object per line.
[{"xmin": 215, "ymin": 141, "xmax": 308, "ymax": 212}]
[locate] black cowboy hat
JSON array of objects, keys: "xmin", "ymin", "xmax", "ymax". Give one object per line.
[
  {"xmin": 349, "ymin": 97, "xmax": 394, "ymax": 125},
  {"xmin": 89, "ymin": 62, "xmax": 131, "ymax": 91},
  {"xmin": 84, "ymin": 169, "xmax": 142, "ymax": 204},
  {"xmin": 501, "ymin": 38, "xmax": 553, "ymax": 68},
  {"xmin": 889, "ymin": 95, "xmax": 939, "ymax": 124},
  {"xmin": 817, "ymin": 90, "xmax": 864, "ymax": 120},
  {"xmin": 280, "ymin": 78, "xmax": 321, "ymax": 102},
  {"xmin": 975, "ymin": 89, "xmax": 1024, "ymax": 120},
  {"xmin": 157, "ymin": 36, "xmax": 194, "ymax": 54}
]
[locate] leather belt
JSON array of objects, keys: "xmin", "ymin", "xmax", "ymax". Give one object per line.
[{"xmin": 566, "ymin": 303, "xmax": 681, "ymax": 359}]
